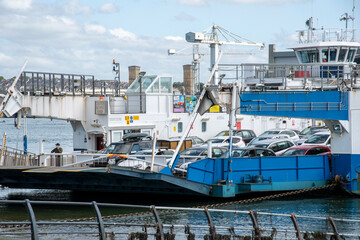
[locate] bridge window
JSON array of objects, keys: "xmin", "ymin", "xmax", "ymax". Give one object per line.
[
  {"xmin": 346, "ymin": 49, "xmax": 356, "ymax": 62},
  {"xmin": 338, "ymin": 47, "xmax": 348, "ymax": 62},
  {"xmin": 321, "ymin": 49, "xmax": 328, "ymax": 62},
  {"xmin": 329, "ymin": 48, "xmax": 337, "ymax": 62},
  {"xmin": 298, "ymin": 50, "xmax": 319, "ymax": 63}
]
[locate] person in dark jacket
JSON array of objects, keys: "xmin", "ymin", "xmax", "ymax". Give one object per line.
[{"xmin": 51, "ymin": 143, "xmax": 63, "ymax": 166}]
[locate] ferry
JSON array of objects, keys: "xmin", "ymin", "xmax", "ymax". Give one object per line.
[{"xmin": 0, "ymin": 16, "xmax": 359, "ymax": 198}]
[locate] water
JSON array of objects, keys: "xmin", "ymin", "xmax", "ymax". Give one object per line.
[
  {"xmin": 0, "ymin": 118, "xmax": 359, "ymax": 239},
  {"xmin": 0, "ymin": 118, "xmax": 73, "ymax": 154}
]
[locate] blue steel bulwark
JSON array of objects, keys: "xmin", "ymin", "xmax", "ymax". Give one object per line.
[
  {"xmin": 240, "ymin": 91, "xmax": 349, "ymax": 120},
  {"xmin": 187, "ymin": 155, "xmax": 330, "ymax": 195}
]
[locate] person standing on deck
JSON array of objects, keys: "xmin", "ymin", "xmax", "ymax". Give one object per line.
[{"xmin": 51, "ymin": 143, "xmax": 63, "ymax": 166}]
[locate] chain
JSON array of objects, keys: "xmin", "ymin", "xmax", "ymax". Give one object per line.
[{"xmin": 55, "ymin": 181, "xmax": 341, "ymax": 222}]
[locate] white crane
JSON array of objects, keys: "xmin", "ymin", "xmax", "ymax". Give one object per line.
[{"xmin": 185, "ymin": 24, "xmax": 264, "ymax": 85}]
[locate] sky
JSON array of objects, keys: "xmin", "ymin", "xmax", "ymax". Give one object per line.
[{"xmin": 0, "ymin": 0, "xmax": 358, "ymax": 83}]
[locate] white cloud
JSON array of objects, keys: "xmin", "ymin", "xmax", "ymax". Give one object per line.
[
  {"xmin": 100, "ymin": 3, "xmax": 118, "ymax": 14},
  {"xmin": 85, "ymin": 24, "xmax": 107, "ymax": 34},
  {"xmin": 63, "ymin": 0, "xmax": 92, "ymax": 15},
  {"xmin": 109, "ymin": 28, "xmax": 137, "ymax": 40},
  {"xmin": 0, "ymin": 0, "xmax": 32, "ymax": 10},
  {"xmin": 164, "ymin": 36, "xmax": 184, "ymax": 41}
]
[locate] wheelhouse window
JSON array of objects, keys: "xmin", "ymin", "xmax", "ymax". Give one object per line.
[
  {"xmin": 297, "ymin": 50, "xmax": 319, "ymax": 63},
  {"xmin": 346, "ymin": 48, "xmax": 357, "ymax": 62},
  {"xmin": 338, "ymin": 47, "xmax": 348, "ymax": 62}
]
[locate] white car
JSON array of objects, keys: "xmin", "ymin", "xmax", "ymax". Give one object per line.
[
  {"xmin": 247, "ymin": 134, "xmax": 291, "ymax": 146},
  {"xmin": 302, "ymin": 132, "xmax": 331, "ymax": 147},
  {"xmin": 248, "ymin": 139, "xmax": 295, "ymax": 156},
  {"xmin": 260, "ymin": 129, "xmax": 300, "ymax": 141},
  {"xmin": 205, "ymin": 136, "xmax": 246, "ymax": 148}
]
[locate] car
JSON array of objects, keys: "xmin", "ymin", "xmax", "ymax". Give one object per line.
[
  {"xmin": 118, "ymin": 148, "xmax": 175, "ymax": 170},
  {"xmin": 91, "ymin": 138, "xmax": 155, "ymax": 167},
  {"xmin": 280, "ymin": 145, "xmax": 330, "ymax": 156},
  {"xmin": 177, "ymin": 146, "xmax": 227, "ymax": 170},
  {"xmin": 169, "ymin": 136, "xmax": 205, "ymax": 148},
  {"xmin": 259, "ymin": 129, "xmax": 300, "ymax": 140},
  {"xmin": 247, "ymin": 139, "xmax": 295, "ymax": 155},
  {"xmin": 205, "ymin": 136, "xmax": 246, "ymax": 148},
  {"xmin": 247, "ymin": 134, "xmax": 291, "ymax": 146},
  {"xmin": 298, "ymin": 126, "xmax": 329, "ymax": 139},
  {"xmin": 220, "ymin": 147, "xmax": 276, "ymax": 158},
  {"xmin": 215, "ymin": 129, "xmax": 256, "ymax": 144},
  {"xmin": 302, "ymin": 132, "xmax": 331, "ymax": 146}
]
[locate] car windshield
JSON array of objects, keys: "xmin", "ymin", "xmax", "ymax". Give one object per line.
[
  {"xmin": 299, "ymin": 128, "xmax": 312, "ymax": 135},
  {"xmin": 282, "ymin": 149, "xmax": 307, "ymax": 156},
  {"xmin": 181, "ymin": 149, "xmax": 204, "ymax": 156},
  {"xmin": 252, "ymin": 143, "xmax": 270, "ymax": 148},
  {"xmin": 220, "ymin": 149, "xmax": 245, "ymax": 158},
  {"xmin": 208, "ymin": 139, "xmax": 224, "ymax": 143},
  {"xmin": 215, "ymin": 131, "xmax": 229, "ymax": 137},
  {"xmin": 113, "ymin": 143, "xmax": 132, "ymax": 154},
  {"xmin": 305, "ymin": 135, "xmax": 329, "ymax": 144},
  {"xmin": 260, "ymin": 130, "xmax": 280, "ymax": 136}
]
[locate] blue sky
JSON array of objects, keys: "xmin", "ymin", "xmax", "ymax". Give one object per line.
[{"xmin": 0, "ymin": 0, "xmax": 358, "ymax": 82}]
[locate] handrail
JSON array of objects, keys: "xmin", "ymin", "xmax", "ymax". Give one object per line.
[{"xmin": 0, "ymin": 199, "xmax": 358, "ymax": 240}]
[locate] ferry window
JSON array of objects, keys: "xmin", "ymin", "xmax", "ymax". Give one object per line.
[
  {"xmin": 338, "ymin": 47, "xmax": 348, "ymax": 62},
  {"xmin": 346, "ymin": 49, "xmax": 356, "ymax": 62},
  {"xmin": 321, "ymin": 49, "xmax": 328, "ymax": 62},
  {"xmin": 147, "ymin": 79, "xmax": 159, "ymax": 93},
  {"xmin": 160, "ymin": 77, "xmax": 172, "ymax": 93},
  {"xmin": 329, "ymin": 49, "xmax": 337, "ymax": 62},
  {"xmin": 178, "ymin": 122, "xmax": 183, "ymax": 133},
  {"xmin": 298, "ymin": 50, "xmax": 319, "ymax": 63},
  {"xmin": 202, "ymin": 122, "xmax": 207, "ymax": 132},
  {"xmin": 112, "ymin": 131, "xmax": 122, "ymax": 142}
]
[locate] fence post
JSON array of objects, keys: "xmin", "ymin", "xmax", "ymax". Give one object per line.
[
  {"xmin": 328, "ymin": 217, "xmax": 340, "ymax": 240},
  {"xmin": 204, "ymin": 207, "xmax": 216, "ymax": 239},
  {"xmin": 92, "ymin": 201, "xmax": 106, "ymax": 240},
  {"xmin": 249, "ymin": 210, "xmax": 261, "ymax": 238},
  {"xmin": 24, "ymin": 199, "xmax": 39, "ymax": 240},
  {"xmin": 290, "ymin": 214, "xmax": 302, "ymax": 240},
  {"xmin": 151, "ymin": 205, "xmax": 164, "ymax": 240}
]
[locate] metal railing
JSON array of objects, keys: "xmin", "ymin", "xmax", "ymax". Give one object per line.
[
  {"xmin": 0, "ymin": 145, "xmax": 38, "ymax": 166},
  {"xmin": 19, "ymin": 71, "xmax": 127, "ymax": 97},
  {"xmin": 0, "ymin": 199, "xmax": 359, "ymax": 239},
  {"xmin": 218, "ymin": 63, "xmax": 360, "ymax": 91}
]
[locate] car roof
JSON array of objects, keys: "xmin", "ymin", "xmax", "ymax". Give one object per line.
[
  {"xmin": 287, "ymin": 145, "xmax": 330, "ymax": 150},
  {"xmin": 313, "ymin": 132, "xmax": 330, "ymax": 135},
  {"xmin": 252, "ymin": 139, "xmax": 293, "ymax": 144},
  {"xmin": 213, "ymin": 136, "xmax": 241, "ymax": 140}
]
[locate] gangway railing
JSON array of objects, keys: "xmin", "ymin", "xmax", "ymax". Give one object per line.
[
  {"xmin": 0, "ymin": 145, "xmax": 38, "ymax": 166},
  {"xmin": 19, "ymin": 71, "xmax": 127, "ymax": 97},
  {"xmin": 0, "ymin": 199, "xmax": 359, "ymax": 239}
]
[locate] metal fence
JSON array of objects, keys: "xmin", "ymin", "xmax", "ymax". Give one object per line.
[
  {"xmin": 0, "ymin": 145, "xmax": 38, "ymax": 166},
  {"xmin": 218, "ymin": 63, "xmax": 360, "ymax": 91},
  {"xmin": 19, "ymin": 71, "xmax": 123, "ymax": 97},
  {"xmin": 0, "ymin": 199, "xmax": 359, "ymax": 239}
]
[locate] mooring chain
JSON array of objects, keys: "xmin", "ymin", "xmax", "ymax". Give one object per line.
[{"xmin": 52, "ymin": 181, "xmax": 341, "ymax": 223}]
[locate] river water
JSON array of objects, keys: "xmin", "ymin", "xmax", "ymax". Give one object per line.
[{"xmin": 0, "ymin": 118, "xmax": 359, "ymax": 239}]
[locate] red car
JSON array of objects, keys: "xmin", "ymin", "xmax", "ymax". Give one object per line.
[{"xmin": 281, "ymin": 145, "xmax": 330, "ymax": 156}]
